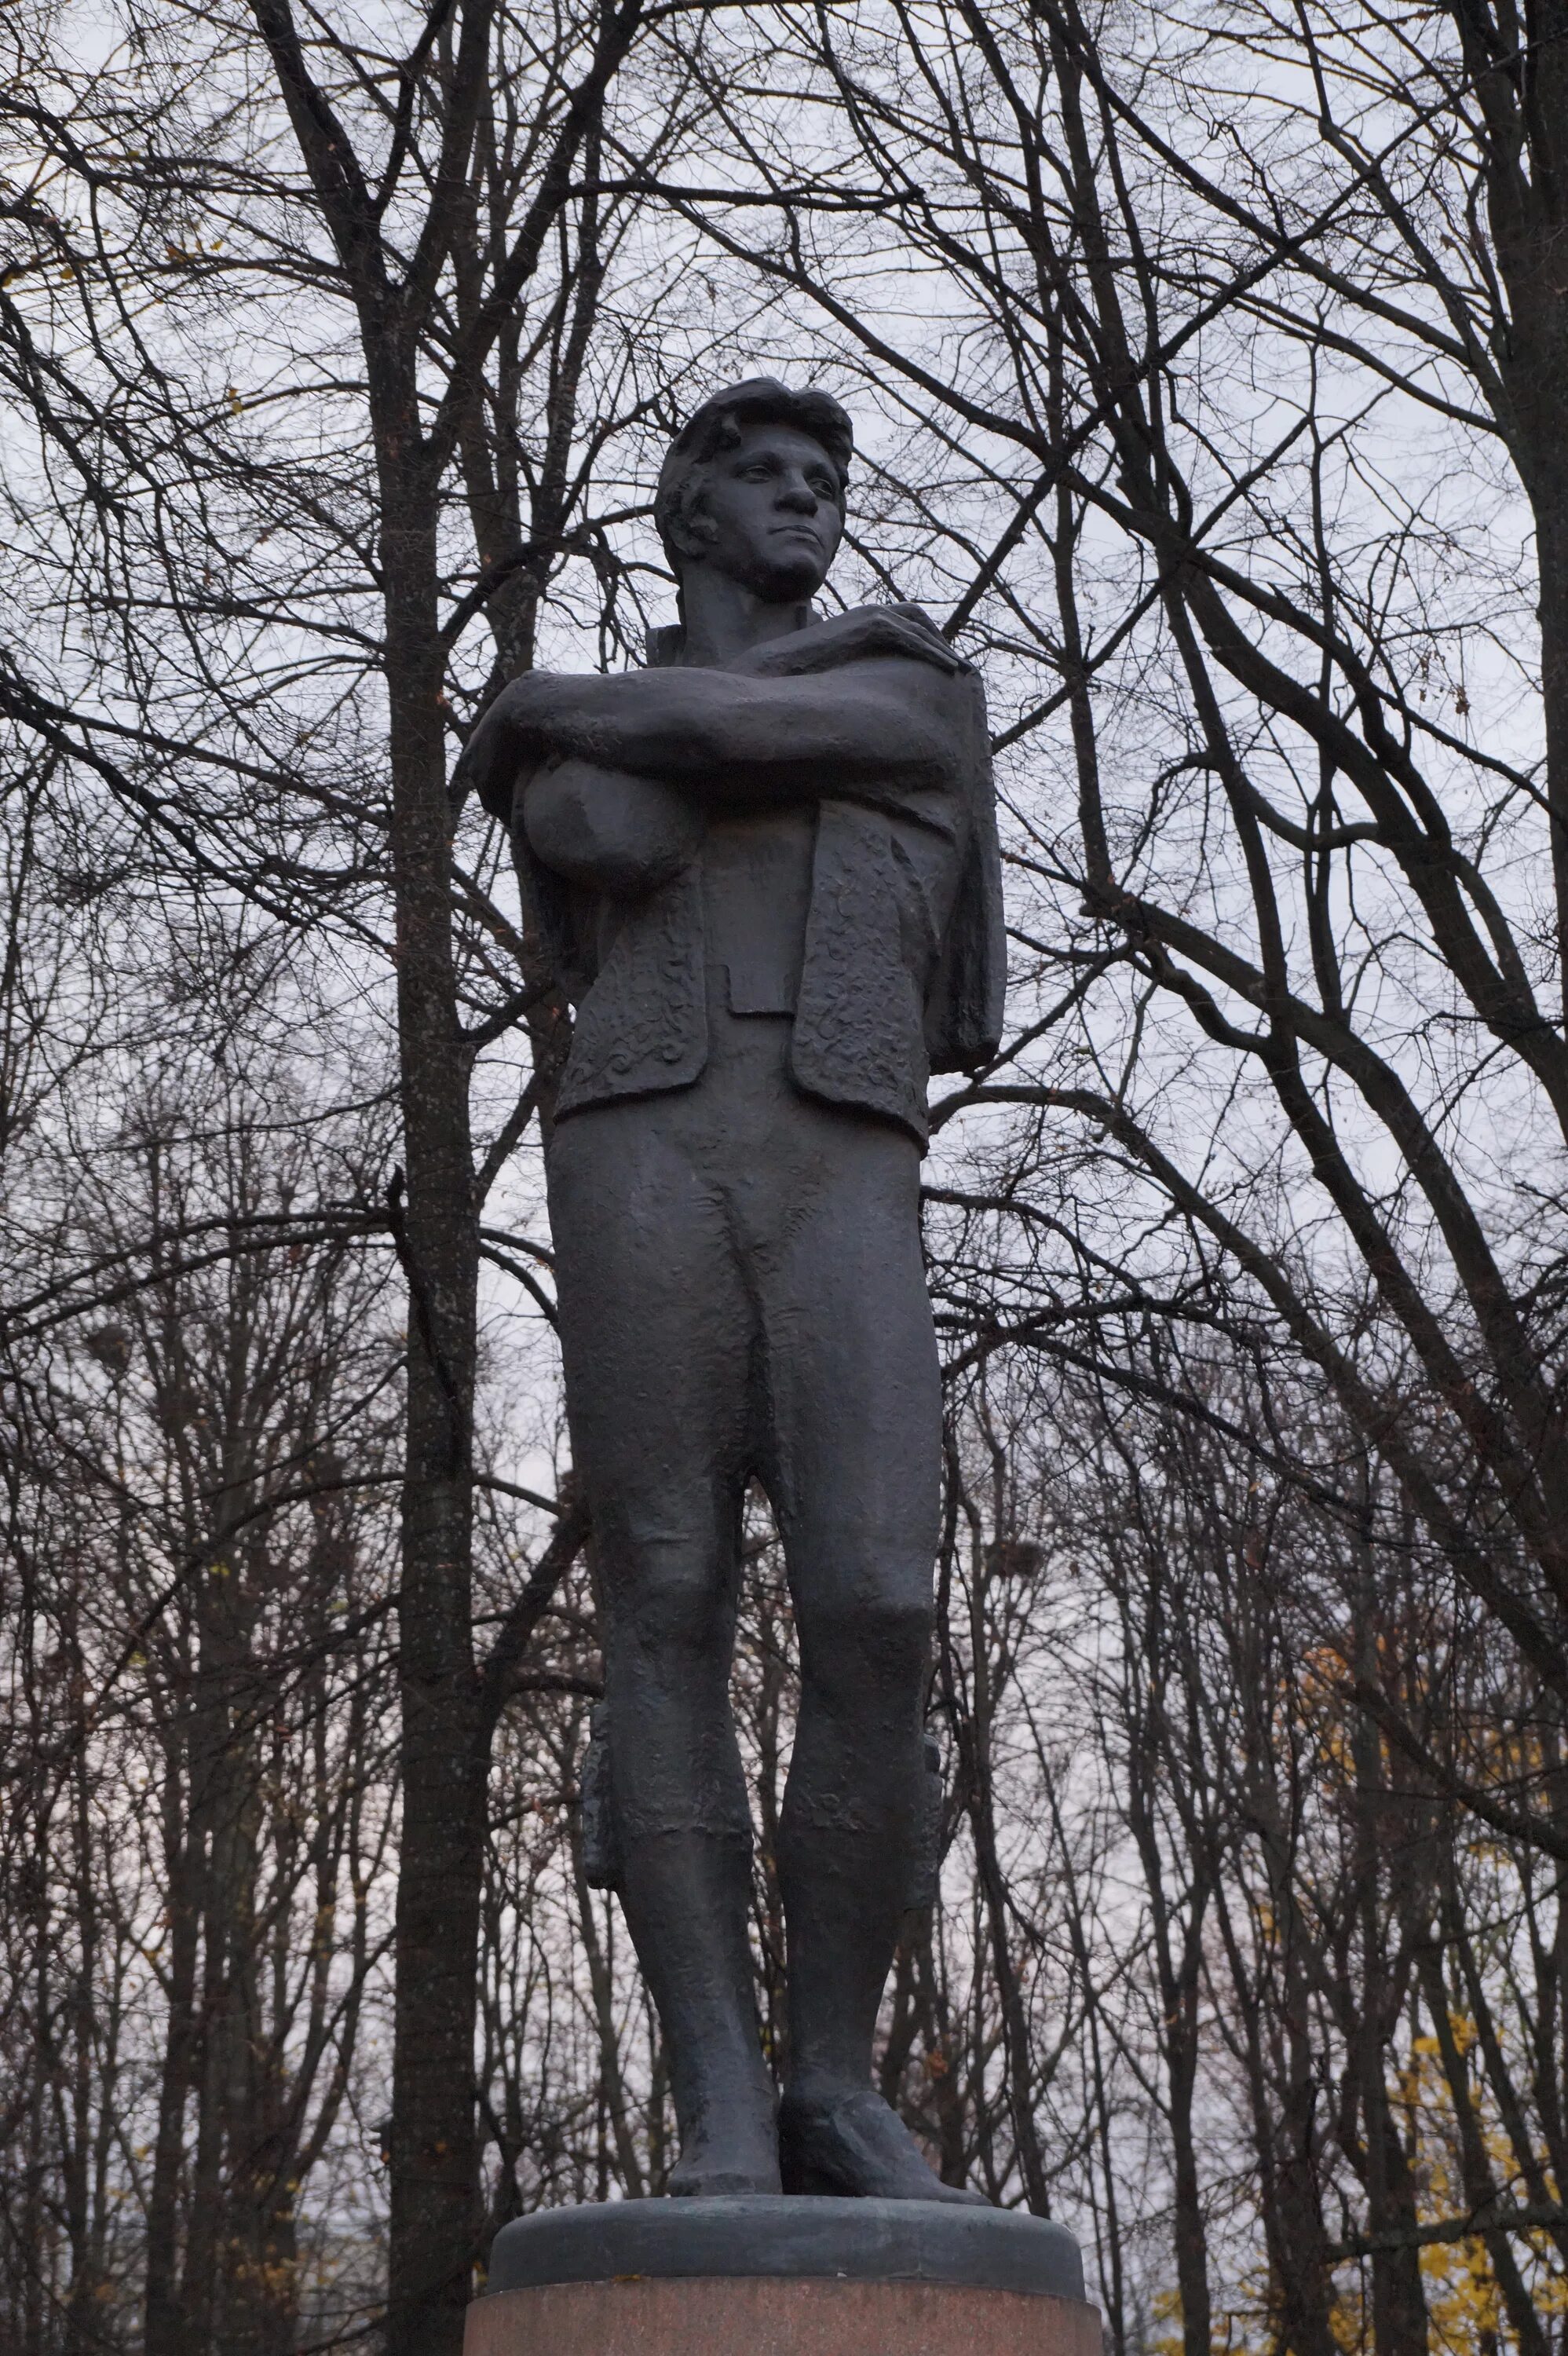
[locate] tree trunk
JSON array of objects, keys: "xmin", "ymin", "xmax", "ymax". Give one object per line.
[
  {"xmin": 378, "ymin": 412, "xmax": 485, "ymax": 2356},
  {"xmin": 144, "ymin": 1703, "xmax": 201, "ymax": 2356},
  {"xmin": 1450, "ymin": 0, "xmax": 1568, "ymax": 1001}
]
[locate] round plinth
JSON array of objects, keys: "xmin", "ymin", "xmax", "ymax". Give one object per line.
[{"xmin": 466, "ymin": 2196, "xmax": 1098, "ymax": 2356}]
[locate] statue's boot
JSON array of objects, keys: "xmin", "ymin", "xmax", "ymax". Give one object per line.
[
  {"xmin": 616, "ymin": 1827, "xmax": 780, "ymax": 2197},
  {"xmin": 777, "ymin": 1725, "xmax": 986, "ymax": 2204},
  {"xmin": 779, "ymin": 2085, "xmax": 987, "ymax": 2202}
]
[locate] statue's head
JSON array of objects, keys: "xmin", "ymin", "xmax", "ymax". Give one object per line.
[{"xmin": 655, "ymin": 378, "xmax": 853, "ymax": 605}]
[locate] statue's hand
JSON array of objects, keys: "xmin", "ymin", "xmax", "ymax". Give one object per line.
[
  {"xmin": 524, "ymin": 756, "xmax": 703, "ymax": 900},
  {"xmin": 736, "ymin": 602, "xmax": 966, "ymax": 679}
]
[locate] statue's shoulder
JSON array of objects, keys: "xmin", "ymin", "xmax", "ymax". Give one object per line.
[
  {"xmin": 643, "ymin": 603, "xmax": 978, "ymax": 686},
  {"xmin": 748, "ymin": 603, "xmax": 980, "ymax": 695}
]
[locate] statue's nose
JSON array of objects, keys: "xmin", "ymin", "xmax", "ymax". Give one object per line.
[{"xmin": 777, "ymin": 474, "xmax": 818, "ymax": 511}]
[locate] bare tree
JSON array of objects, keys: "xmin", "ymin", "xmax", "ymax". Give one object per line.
[
  {"xmin": 10, "ymin": 3, "xmax": 1568, "ymax": 2349},
  {"xmin": 0, "ymin": 1, "xmax": 719, "ymax": 2341},
  {"xmin": 657, "ymin": 0, "xmax": 1568, "ymax": 1845}
]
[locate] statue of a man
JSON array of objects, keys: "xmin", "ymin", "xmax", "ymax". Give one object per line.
[{"xmin": 462, "ymin": 380, "xmax": 1004, "ymax": 2203}]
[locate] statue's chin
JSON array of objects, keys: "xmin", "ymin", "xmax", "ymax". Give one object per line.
[{"xmin": 718, "ymin": 551, "xmax": 829, "ymax": 605}]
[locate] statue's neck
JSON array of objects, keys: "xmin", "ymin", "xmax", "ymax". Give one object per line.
[{"xmin": 671, "ymin": 568, "xmax": 817, "ymax": 667}]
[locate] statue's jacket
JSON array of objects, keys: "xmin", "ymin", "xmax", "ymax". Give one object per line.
[{"xmin": 512, "ymin": 609, "xmax": 1007, "ymax": 1149}]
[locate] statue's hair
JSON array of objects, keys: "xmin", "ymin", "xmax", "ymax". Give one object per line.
[{"xmin": 654, "ymin": 378, "xmax": 853, "ymax": 572}]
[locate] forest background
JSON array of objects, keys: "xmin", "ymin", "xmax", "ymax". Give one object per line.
[{"xmin": 3, "ymin": 2, "xmax": 1568, "ymax": 2353}]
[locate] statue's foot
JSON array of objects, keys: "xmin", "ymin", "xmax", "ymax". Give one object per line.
[
  {"xmin": 668, "ymin": 2109, "xmax": 781, "ymax": 2199},
  {"xmin": 779, "ymin": 2086, "xmax": 988, "ymax": 2204}
]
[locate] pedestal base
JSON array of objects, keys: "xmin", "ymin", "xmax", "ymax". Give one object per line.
[{"xmin": 466, "ymin": 2195, "xmax": 1098, "ymax": 2356}]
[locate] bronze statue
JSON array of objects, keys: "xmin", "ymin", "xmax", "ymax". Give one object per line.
[{"xmin": 462, "ymin": 381, "xmax": 1004, "ymax": 2203}]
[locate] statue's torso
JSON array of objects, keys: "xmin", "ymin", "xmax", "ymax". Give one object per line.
[
  {"xmin": 515, "ymin": 633, "xmax": 1002, "ymax": 1140},
  {"xmin": 702, "ymin": 803, "xmax": 815, "ymax": 1019}
]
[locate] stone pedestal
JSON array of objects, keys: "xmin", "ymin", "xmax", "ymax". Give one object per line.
[{"xmin": 466, "ymin": 2194, "xmax": 1098, "ymax": 2356}]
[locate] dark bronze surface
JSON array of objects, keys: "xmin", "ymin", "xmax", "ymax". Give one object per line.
[{"xmin": 460, "ymin": 379, "xmax": 1008, "ymax": 2208}]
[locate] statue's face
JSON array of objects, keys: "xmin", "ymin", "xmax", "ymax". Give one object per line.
[{"xmin": 687, "ymin": 421, "xmax": 845, "ymax": 601}]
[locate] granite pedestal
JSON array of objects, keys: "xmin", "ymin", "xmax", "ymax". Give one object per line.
[{"xmin": 466, "ymin": 2196, "xmax": 1099, "ymax": 2356}]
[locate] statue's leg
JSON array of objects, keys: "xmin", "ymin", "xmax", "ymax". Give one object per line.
[
  {"xmin": 762, "ymin": 1111, "xmax": 983, "ymax": 2201},
  {"xmin": 546, "ymin": 1105, "xmax": 779, "ymax": 2196}
]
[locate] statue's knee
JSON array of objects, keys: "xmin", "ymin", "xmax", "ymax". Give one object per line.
[
  {"xmin": 802, "ymin": 1591, "xmax": 933, "ymax": 1693},
  {"xmin": 612, "ymin": 1541, "xmax": 729, "ymax": 1655}
]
